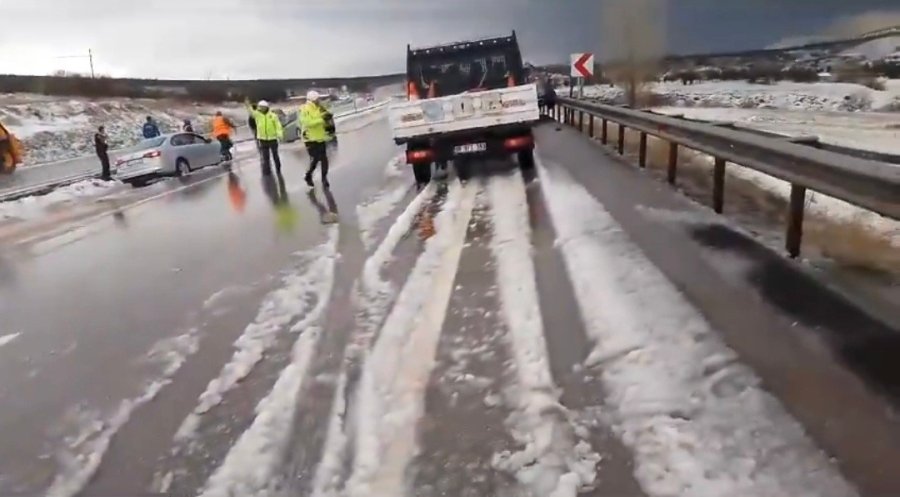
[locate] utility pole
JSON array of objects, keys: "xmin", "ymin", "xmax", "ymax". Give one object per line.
[{"xmin": 89, "ymin": 49, "xmax": 95, "ymax": 79}]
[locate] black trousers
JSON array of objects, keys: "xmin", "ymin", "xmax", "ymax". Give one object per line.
[
  {"xmin": 98, "ymin": 152, "xmax": 110, "ymax": 180},
  {"xmin": 216, "ymin": 135, "xmax": 233, "ymax": 160},
  {"xmin": 259, "ymin": 139, "xmax": 282, "ymax": 173},
  {"xmin": 305, "ymin": 141, "xmax": 329, "ymax": 180}
]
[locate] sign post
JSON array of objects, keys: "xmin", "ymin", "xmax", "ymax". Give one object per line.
[{"xmin": 570, "ymin": 53, "xmax": 595, "ymax": 99}]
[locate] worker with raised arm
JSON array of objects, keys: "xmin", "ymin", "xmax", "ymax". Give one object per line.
[
  {"xmin": 245, "ymin": 98, "xmax": 284, "ymax": 175},
  {"xmin": 299, "ymin": 90, "xmax": 334, "ymax": 189}
]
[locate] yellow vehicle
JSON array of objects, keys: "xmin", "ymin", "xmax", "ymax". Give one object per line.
[{"xmin": 0, "ymin": 121, "xmax": 24, "ymax": 174}]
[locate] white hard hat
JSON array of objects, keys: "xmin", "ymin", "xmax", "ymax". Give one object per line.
[
  {"xmin": 306, "ymin": 90, "xmax": 321, "ymax": 102},
  {"xmin": 257, "ymin": 100, "xmax": 270, "ymax": 107}
]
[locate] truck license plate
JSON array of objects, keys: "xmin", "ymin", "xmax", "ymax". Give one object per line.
[{"xmin": 454, "ymin": 142, "xmax": 487, "ymax": 154}]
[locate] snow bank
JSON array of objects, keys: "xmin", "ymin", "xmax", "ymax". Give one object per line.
[
  {"xmin": 580, "ymin": 80, "xmax": 900, "ymax": 112},
  {"xmin": 174, "ymin": 231, "xmax": 339, "ymax": 442},
  {"xmin": 537, "ymin": 158, "xmax": 858, "ymax": 497},
  {"xmin": 0, "ymin": 95, "xmax": 245, "ymax": 165},
  {"xmin": 487, "ymin": 173, "xmax": 600, "ymax": 497},
  {"xmin": 0, "ymin": 179, "xmax": 121, "ymax": 221},
  {"xmin": 198, "ymin": 227, "xmax": 338, "ymax": 497},
  {"xmin": 347, "ymin": 182, "xmax": 475, "ymax": 497}
]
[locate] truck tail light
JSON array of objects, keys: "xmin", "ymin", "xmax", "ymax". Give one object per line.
[
  {"xmin": 503, "ymin": 135, "xmax": 533, "ymax": 150},
  {"xmin": 406, "ymin": 149, "xmax": 434, "ymax": 164},
  {"xmin": 408, "ymin": 81, "xmax": 420, "ymax": 101}
]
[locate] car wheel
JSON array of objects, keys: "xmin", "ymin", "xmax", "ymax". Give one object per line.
[{"xmin": 175, "ymin": 158, "xmax": 190, "ymax": 177}]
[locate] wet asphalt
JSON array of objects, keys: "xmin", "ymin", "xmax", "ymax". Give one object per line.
[{"xmin": 0, "ymin": 119, "xmax": 398, "ymax": 495}]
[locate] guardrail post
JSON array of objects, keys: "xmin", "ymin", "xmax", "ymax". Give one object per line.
[
  {"xmin": 578, "ymin": 111, "xmax": 584, "ymax": 132},
  {"xmin": 639, "ymin": 132, "xmax": 648, "ymax": 168},
  {"xmin": 786, "ymin": 184, "xmax": 806, "ymax": 258},
  {"xmin": 667, "ymin": 142, "xmax": 678, "ymax": 184},
  {"xmin": 617, "ymin": 125, "xmax": 626, "ymax": 155},
  {"xmin": 588, "ymin": 115, "xmax": 594, "ymax": 138},
  {"xmin": 601, "ymin": 119, "xmax": 608, "ymax": 144},
  {"xmin": 713, "ymin": 158, "xmax": 726, "ymax": 213}
]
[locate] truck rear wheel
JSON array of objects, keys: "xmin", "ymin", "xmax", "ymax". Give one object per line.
[
  {"xmin": 518, "ymin": 149, "xmax": 535, "ymax": 171},
  {"xmin": 454, "ymin": 159, "xmax": 472, "ymax": 182},
  {"xmin": 412, "ymin": 162, "xmax": 432, "ymax": 186}
]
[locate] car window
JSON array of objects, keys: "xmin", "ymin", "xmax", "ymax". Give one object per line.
[
  {"xmin": 130, "ymin": 137, "xmax": 166, "ymax": 151},
  {"xmin": 170, "ymin": 134, "xmax": 190, "ymax": 146},
  {"xmin": 189, "ymin": 134, "xmax": 209, "ymax": 144}
]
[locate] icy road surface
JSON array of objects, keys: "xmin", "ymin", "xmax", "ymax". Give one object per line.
[{"xmin": 0, "ymin": 115, "xmax": 864, "ymax": 497}]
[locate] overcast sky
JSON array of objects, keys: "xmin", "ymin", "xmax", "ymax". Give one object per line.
[{"xmin": 1, "ymin": 0, "xmax": 898, "ymax": 79}]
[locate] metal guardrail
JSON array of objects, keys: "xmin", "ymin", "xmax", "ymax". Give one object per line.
[{"xmin": 552, "ymin": 97, "xmax": 900, "ymax": 258}]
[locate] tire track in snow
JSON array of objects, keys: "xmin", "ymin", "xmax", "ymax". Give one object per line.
[
  {"xmin": 345, "ymin": 181, "xmax": 476, "ymax": 497},
  {"xmin": 44, "ymin": 328, "xmax": 200, "ymax": 497},
  {"xmin": 197, "ymin": 228, "xmax": 339, "ymax": 497},
  {"xmin": 156, "ymin": 231, "xmax": 340, "ymax": 494},
  {"xmin": 288, "ymin": 184, "xmax": 440, "ymax": 497},
  {"xmin": 410, "ymin": 183, "xmax": 520, "ymax": 496},
  {"xmin": 486, "ymin": 172, "xmax": 601, "ymax": 497},
  {"xmin": 537, "ymin": 158, "xmax": 858, "ymax": 497}
]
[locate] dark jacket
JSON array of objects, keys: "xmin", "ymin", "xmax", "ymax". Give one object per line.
[
  {"xmin": 94, "ymin": 132, "xmax": 108, "ymax": 155},
  {"xmin": 543, "ymin": 86, "xmax": 558, "ymax": 105},
  {"xmin": 183, "ymin": 123, "xmax": 194, "ymax": 133},
  {"xmin": 142, "ymin": 121, "xmax": 161, "ymax": 139}
]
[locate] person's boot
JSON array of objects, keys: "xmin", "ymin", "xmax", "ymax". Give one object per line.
[{"xmin": 304, "ymin": 172, "xmax": 314, "ymax": 187}]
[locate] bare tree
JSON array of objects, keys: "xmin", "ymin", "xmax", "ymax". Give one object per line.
[{"xmin": 601, "ymin": 0, "xmax": 667, "ymax": 107}]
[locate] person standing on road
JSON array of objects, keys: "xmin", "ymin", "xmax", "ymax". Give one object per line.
[
  {"xmin": 211, "ymin": 111, "xmax": 236, "ymax": 161},
  {"xmin": 182, "ymin": 119, "xmax": 194, "ymax": 133},
  {"xmin": 94, "ymin": 125, "xmax": 111, "ymax": 180},
  {"xmin": 246, "ymin": 99, "xmax": 284, "ymax": 175},
  {"xmin": 299, "ymin": 90, "xmax": 333, "ymax": 189},
  {"xmin": 142, "ymin": 116, "xmax": 161, "ymax": 139}
]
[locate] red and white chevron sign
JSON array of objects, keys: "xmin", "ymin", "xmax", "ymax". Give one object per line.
[{"xmin": 570, "ymin": 53, "xmax": 594, "ymax": 78}]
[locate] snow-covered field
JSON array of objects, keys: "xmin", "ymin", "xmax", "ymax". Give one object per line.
[
  {"xmin": 579, "ymin": 80, "xmax": 900, "ymax": 112},
  {"xmin": 0, "ymin": 94, "xmax": 246, "ymax": 165},
  {"xmin": 653, "ymin": 106, "xmax": 900, "ymax": 155}
]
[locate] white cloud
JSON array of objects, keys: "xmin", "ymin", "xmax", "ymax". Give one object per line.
[{"xmin": 0, "ymin": 0, "xmax": 537, "ymax": 78}]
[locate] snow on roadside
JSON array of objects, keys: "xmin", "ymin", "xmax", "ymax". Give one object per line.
[
  {"xmin": 651, "ymin": 106, "xmax": 900, "ymax": 155},
  {"xmin": 580, "ymin": 80, "xmax": 900, "ymax": 112},
  {"xmin": 356, "ymin": 155, "xmax": 412, "ymax": 250},
  {"xmin": 724, "ymin": 166, "xmax": 900, "ymax": 247},
  {"xmin": 346, "ymin": 182, "xmax": 475, "ymax": 497},
  {"xmin": 46, "ymin": 328, "xmax": 201, "ymax": 497},
  {"xmin": 173, "ymin": 232, "xmax": 340, "ymax": 443},
  {"xmin": 487, "ymin": 172, "xmax": 600, "ymax": 497},
  {"xmin": 0, "ymin": 179, "xmax": 123, "ymax": 221},
  {"xmin": 537, "ymin": 158, "xmax": 858, "ymax": 497},
  {"xmin": 197, "ymin": 226, "xmax": 338, "ymax": 497},
  {"xmin": 0, "ymin": 332, "xmax": 21, "ymax": 348},
  {"xmin": 0, "ymin": 95, "xmax": 245, "ymax": 165}
]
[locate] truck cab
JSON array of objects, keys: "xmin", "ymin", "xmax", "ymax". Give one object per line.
[{"xmin": 389, "ymin": 32, "xmax": 540, "ymax": 187}]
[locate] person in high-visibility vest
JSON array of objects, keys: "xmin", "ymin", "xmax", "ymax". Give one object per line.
[
  {"xmin": 211, "ymin": 111, "xmax": 236, "ymax": 161},
  {"xmin": 245, "ymin": 99, "xmax": 284, "ymax": 175},
  {"xmin": 299, "ymin": 90, "xmax": 334, "ymax": 188}
]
